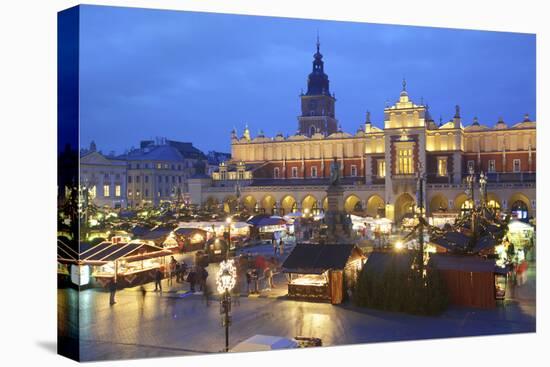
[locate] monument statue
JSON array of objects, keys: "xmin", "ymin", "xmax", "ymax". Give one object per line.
[{"xmin": 329, "ymin": 157, "xmax": 341, "ymax": 186}]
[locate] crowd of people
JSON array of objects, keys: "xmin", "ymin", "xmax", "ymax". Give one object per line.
[{"xmin": 107, "ymin": 241, "xmax": 288, "ymax": 306}]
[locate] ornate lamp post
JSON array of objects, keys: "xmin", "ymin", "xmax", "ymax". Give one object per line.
[{"xmin": 216, "ymin": 259, "xmax": 237, "ymax": 352}]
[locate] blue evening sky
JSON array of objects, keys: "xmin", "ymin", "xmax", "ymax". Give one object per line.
[{"xmin": 78, "ymin": 5, "xmax": 536, "ymax": 155}]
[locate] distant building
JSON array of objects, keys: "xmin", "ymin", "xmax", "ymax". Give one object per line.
[
  {"xmin": 80, "ymin": 142, "xmax": 128, "ymax": 209},
  {"xmin": 191, "ymin": 39, "xmax": 536, "ymax": 222},
  {"xmin": 206, "ymin": 151, "xmax": 231, "ymax": 176},
  {"xmin": 118, "ymin": 139, "xmax": 207, "ymax": 207}
]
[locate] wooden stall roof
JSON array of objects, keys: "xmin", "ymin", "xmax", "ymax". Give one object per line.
[
  {"xmin": 57, "ymin": 238, "xmax": 79, "ymax": 263},
  {"xmin": 174, "ymin": 227, "xmax": 208, "ymax": 236},
  {"xmin": 282, "ymin": 243, "xmax": 364, "ymax": 274},
  {"xmin": 58, "ymin": 241, "xmax": 171, "ymax": 265},
  {"xmin": 429, "ymin": 254, "xmax": 507, "ymax": 274}
]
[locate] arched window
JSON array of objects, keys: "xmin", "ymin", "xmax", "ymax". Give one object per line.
[{"xmin": 273, "ymin": 167, "xmax": 280, "ymax": 179}]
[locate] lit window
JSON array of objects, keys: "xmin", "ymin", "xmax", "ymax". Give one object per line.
[
  {"xmin": 136, "ymin": 190, "xmax": 140, "ymax": 196},
  {"xmin": 157, "ymin": 163, "xmax": 162, "ymax": 169},
  {"xmin": 311, "ymin": 166, "xmax": 317, "ymax": 178},
  {"xmin": 437, "ymin": 157, "xmax": 448, "ymax": 177},
  {"xmin": 89, "ymin": 186, "xmax": 96, "ymax": 199},
  {"xmin": 397, "ymin": 148, "xmax": 413, "ymax": 174},
  {"xmin": 291, "ymin": 167, "xmax": 298, "ymax": 178},
  {"xmin": 513, "ymin": 159, "xmax": 521, "ymax": 173},
  {"xmin": 238, "ymin": 170, "xmax": 244, "ymax": 180},
  {"xmin": 115, "ymin": 185, "xmax": 121, "ymax": 197},
  {"xmin": 488, "ymin": 160, "xmax": 496, "ymax": 173},
  {"xmin": 377, "ymin": 160, "xmax": 386, "ymax": 178},
  {"xmin": 103, "ymin": 184, "xmax": 110, "ymax": 197},
  {"xmin": 128, "ymin": 189, "xmax": 132, "ymax": 197},
  {"xmin": 274, "ymin": 167, "xmax": 280, "ymax": 179},
  {"xmin": 350, "ymin": 165, "xmax": 357, "ymax": 177}
]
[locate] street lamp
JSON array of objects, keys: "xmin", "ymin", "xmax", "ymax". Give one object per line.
[{"xmin": 216, "ymin": 259, "xmax": 237, "ymax": 352}]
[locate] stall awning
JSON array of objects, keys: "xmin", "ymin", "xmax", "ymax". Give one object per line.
[
  {"xmin": 282, "ymin": 243, "xmax": 363, "ymax": 274},
  {"xmin": 57, "ymin": 239, "xmax": 79, "ymax": 263},
  {"xmin": 73, "ymin": 241, "xmax": 172, "ymax": 265}
]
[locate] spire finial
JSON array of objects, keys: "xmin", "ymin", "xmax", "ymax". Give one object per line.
[
  {"xmin": 402, "ymin": 78, "xmax": 407, "ymax": 92},
  {"xmin": 366, "ymin": 110, "xmax": 371, "ymax": 124},
  {"xmin": 455, "ymin": 105, "xmax": 461, "ymax": 119},
  {"xmin": 316, "ymin": 30, "xmax": 320, "ymax": 53}
]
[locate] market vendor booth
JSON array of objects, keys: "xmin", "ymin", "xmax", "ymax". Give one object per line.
[
  {"xmin": 59, "ymin": 240, "xmax": 172, "ymax": 288},
  {"xmin": 282, "ymin": 243, "xmax": 365, "ymax": 304},
  {"xmin": 173, "ymin": 227, "xmax": 208, "ymax": 252},
  {"xmin": 429, "ymin": 253, "xmax": 508, "ymax": 308}
]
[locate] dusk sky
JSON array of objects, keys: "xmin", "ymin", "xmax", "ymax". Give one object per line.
[{"xmin": 78, "ymin": 5, "xmax": 536, "ymax": 155}]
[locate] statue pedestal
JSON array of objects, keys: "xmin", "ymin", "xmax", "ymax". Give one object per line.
[{"xmin": 324, "ymin": 185, "xmax": 349, "ymax": 243}]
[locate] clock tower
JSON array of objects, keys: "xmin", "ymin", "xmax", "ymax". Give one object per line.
[{"xmin": 298, "ymin": 37, "xmax": 338, "ymax": 137}]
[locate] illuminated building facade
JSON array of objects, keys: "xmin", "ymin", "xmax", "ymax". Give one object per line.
[
  {"xmin": 80, "ymin": 142, "xmax": 128, "ymax": 209},
  {"xmin": 191, "ymin": 41, "xmax": 536, "ymax": 222}
]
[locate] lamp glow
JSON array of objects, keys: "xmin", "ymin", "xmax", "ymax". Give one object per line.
[{"xmin": 216, "ymin": 259, "xmax": 237, "ymax": 294}]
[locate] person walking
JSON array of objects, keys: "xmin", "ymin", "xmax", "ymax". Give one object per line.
[
  {"xmin": 188, "ymin": 267, "xmax": 197, "ymax": 293},
  {"xmin": 252, "ymin": 268, "xmax": 259, "ymax": 294},
  {"xmin": 278, "ymin": 239, "xmax": 284, "ymax": 256},
  {"xmin": 174, "ymin": 262, "xmax": 181, "ymax": 283},
  {"xmin": 273, "ymin": 236, "xmax": 278, "ymax": 256},
  {"xmin": 109, "ymin": 278, "xmax": 117, "ymax": 305},
  {"xmin": 168, "ymin": 256, "xmax": 177, "ymax": 286},
  {"xmin": 154, "ymin": 268, "xmax": 163, "ymax": 292},
  {"xmin": 264, "ymin": 266, "xmax": 274, "ymax": 290},
  {"xmin": 181, "ymin": 261, "xmax": 188, "ymax": 281},
  {"xmin": 199, "ymin": 266, "xmax": 209, "ymax": 292},
  {"xmin": 246, "ymin": 270, "xmax": 252, "ymax": 295}
]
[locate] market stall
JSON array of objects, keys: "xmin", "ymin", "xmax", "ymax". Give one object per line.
[
  {"xmin": 59, "ymin": 240, "xmax": 172, "ymax": 288},
  {"xmin": 172, "ymin": 227, "xmax": 208, "ymax": 252},
  {"xmin": 507, "ymin": 220, "xmax": 535, "ymax": 251},
  {"xmin": 177, "ymin": 221, "xmax": 251, "ymax": 242},
  {"xmin": 429, "ymin": 253, "xmax": 508, "ymax": 308},
  {"xmin": 428, "ymin": 212, "xmax": 459, "ymax": 228},
  {"xmin": 282, "ymin": 243, "xmax": 365, "ymax": 304}
]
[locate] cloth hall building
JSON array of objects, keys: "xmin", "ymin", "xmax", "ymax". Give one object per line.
[{"xmin": 189, "ymin": 41, "xmax": 536, "ymax": 224}]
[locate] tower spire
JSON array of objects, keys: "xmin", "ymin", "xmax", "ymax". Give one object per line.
[
  {"xmin": 316, "ymin": 30, "xmax": 320, "ymax": 53},
  {"xmin": 402, "ymin": 78, "xmax": 407, "ymax": 92}
]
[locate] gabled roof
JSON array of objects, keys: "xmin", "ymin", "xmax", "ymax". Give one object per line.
[
  {"xmin": 126, "ymin": 145, "xmax": 184, "ymax": 162},
  {"xmin": 78, "ymin": 241, "xmax": 172, "ymax": 264},
  {"xmin": 282, "ymin": 243, "xmax": 362, "ymax": 274},
  {"xmin": 80, "ymin": 151, "xmax": 126, "ymax": 166},
  {"xmin": 57, "ymin": 238, "xmax": 79, "ymax": 262},
  {"xmin": 429, "ymin": 253, "xmax": 506, "ymax": 274}
]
